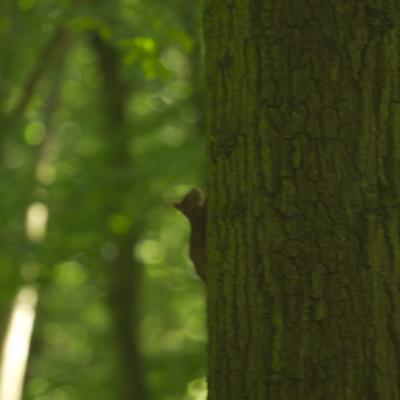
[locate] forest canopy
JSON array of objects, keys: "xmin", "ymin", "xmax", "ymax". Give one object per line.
[{"xmin": 0, "ymin": 1, "xmax": 206, "ymax": 400}]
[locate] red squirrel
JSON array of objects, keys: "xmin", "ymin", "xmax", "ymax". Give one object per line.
[{"xmin": 173, "ymin": 188, "xmax": 207, "ymax": 282}]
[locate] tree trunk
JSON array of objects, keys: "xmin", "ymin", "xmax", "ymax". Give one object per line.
[
  {"xmin": 92, "ymin": 33, "xmax": 145, "ymax": 400},
  {"xmin": 204, "ymin": 1, "xmax": 400, "ymax": 399}
]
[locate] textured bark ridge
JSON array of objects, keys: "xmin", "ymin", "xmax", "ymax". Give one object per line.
[
  {"xmin": 204, "ymin": 1, "xmax": 400, "ymax": 399},
  {"xmin": 174, "ymin": 188, "xmax": 207, "ymax": 282}
]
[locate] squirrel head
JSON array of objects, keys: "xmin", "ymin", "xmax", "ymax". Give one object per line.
[{"xmin": 173, "ymin": 188, "xmax": 204, "ymax": 218}]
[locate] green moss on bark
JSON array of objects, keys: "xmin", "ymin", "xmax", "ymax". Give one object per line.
[{"xmin": 205, "ymin": 1, "xmax": 400, "ymax": 399}]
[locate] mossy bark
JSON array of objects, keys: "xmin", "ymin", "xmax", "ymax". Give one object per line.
[{"xmin": 204, "ymin": 2, "xmax": 400, "ymax": 399}]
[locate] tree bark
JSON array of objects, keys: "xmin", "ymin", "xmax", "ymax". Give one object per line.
[{"xmin": 204, "ymin": 1, "xmax": 400, "ymax": 399}]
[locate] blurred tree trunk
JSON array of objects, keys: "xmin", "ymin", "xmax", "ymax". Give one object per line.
[
  {"xmin": 204, "ymin": 1, "xmax": 400, "ymax": 399},
  {"xmin": 92, "ymin": 33, "xmax": 145, "ymax": 400},
  {"xmin": 0, "ymin": 25, "xmax": 69, "ymax": 348}
]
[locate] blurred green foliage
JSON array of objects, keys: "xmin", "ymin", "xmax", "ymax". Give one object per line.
[{"xmin": 0, "ymin": 0, "xmax": 206, "ymax": 399}]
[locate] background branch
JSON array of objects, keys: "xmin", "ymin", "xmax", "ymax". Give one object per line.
[{"xmin": 9, "ymin": 26, "xmax": 70, "ymax": 125}]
